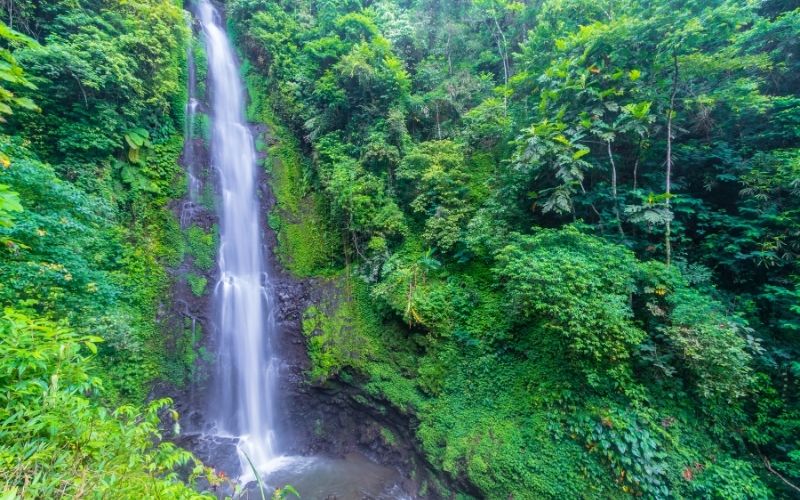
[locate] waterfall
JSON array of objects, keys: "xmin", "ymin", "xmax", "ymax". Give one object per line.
[
  {"xmin": 195, "ymin": 0, "xmax": 279, "ymax": 477},
  {"xmin": 187, "ymin": 3, "xmax": 409, "ymax": 496},
  {"xmin": 181, "ymin": 14, "xmax": 201, "ymax": 228}
]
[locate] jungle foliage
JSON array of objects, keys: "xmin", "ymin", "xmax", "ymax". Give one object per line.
[
  {"xmin": 229, "ymin": 0, "xmax": 800, "ymax": 497},
  {"xmin": 0, "ymin": 0, "xmax": 798, "ymax": 497},
  {"xmin": 0, "ymin": 0, "xmax": 218, "ymax": 496}
]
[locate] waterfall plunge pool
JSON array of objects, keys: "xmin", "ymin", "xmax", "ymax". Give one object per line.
[{"xmin": 179, "ymin": 432, "xmax": 411, "ymax": 499}]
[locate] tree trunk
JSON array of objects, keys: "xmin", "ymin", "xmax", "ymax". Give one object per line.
[
  {"xmin": 490, "ymin": 14, "xmax": 509, "ymax": 115},
  {"xmin": 435, "ymin": 101, "xmax": 442, "ymax": 139},
  {"xmin": 632, "ymin": 138, "xmax": 642, "ymax": 191},
  {"xmin": 607, "ymin": 140, "xmax": 625, "ymax": 238},
  {"xmin": 665, "ymin": 54, "xmax": 678, "ymax": 266}
]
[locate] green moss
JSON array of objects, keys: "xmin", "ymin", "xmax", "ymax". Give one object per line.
[
  {"xmin": 145, "ymin": 134, "xmax": 186, "ymax": 198},
  {"xmin": 200, "ymin": 178, "xmax": 215, "ymax": 210},
  {"xmin": 255, "ymin": 135, "xmax": 269, "ymax": 152},
  {"xmin": 185, "ymin": 224, "xmax": 217, "ymax": 271},
  {"xmin": 301, "ymin": 284, "xmax": 376, "ymax": 381},
  {"xmin": 161, "ymin": 208, "xmax": 185, "ymax": 268},
  {"xmin": 380, "ymin": 427, "xmax": 397, "ymax": 446},
  {"xmin": 277, "ymin": 195, "xmax": 337, "ymax": 277},
  {"xmin": 164, "ymin": 316, "xmax": 204, "ymax": 387},
  {"xmin": 192, "ymin": 112, "xmax": 211, "ymax": 143},
  {"xmin": 192, "ymin": 34, "xmax": 208, "ymax": 99},
  {"xmin": 187, "ymin": 273, "xmax": 207, "ymax": 297},
  {"xmin": 243, "ymin": 68, "xmax": 337, "ymax": 277}
]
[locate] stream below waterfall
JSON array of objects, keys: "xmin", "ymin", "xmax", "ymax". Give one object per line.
[{"xmin": 181, "ymin": 2, "xmax": 414, "ymax": 498}]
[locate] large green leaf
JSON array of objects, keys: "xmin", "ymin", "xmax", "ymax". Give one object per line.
[{"xmin": 0, "ymin": 183, "xmax": 22, "ymax": 228}]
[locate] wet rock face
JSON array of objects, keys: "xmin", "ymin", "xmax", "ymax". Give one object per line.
[
  {"xmin": 178, "ymin": 433, "xmax": 241, "ymax": 476},
  {"xmin": 273, "ymin": 281, "xmax": 306, "ymax": 323}
]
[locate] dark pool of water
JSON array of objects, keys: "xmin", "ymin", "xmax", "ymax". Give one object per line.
[
  {"xmin": 241, "ymin": 453, "xmax": 411, "ymax": 500},
  {"xmin": 181, "ymin": 433, "xmax": 411, "ymax": 499}
]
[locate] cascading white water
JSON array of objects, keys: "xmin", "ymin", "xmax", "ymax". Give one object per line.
[
  {"xmin": 196, "ymin": 0, "xmax": 279, "ymax": 476},
  {"xmin": 181, "ymin": 14, "xmax": 201, "ymax": 228},
  {"xmin": 184, "ymin": 91, "xmax": 201, "ymax": 204}
]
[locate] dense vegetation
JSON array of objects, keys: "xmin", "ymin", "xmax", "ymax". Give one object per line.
[
  {"xmin": 1, "ymin": 0, "xmax": 798, "ymax": 497},
  {"xmin": 229, "ymin": 0, "xmax": 799, "ymax": 497},
  {"xmin": 0, "ymin": 1, "xmax": 218, "ymax": 496}
]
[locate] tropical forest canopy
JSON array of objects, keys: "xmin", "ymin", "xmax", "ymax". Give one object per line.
[{"xmin": 0, "ymin": 0, "xmax": 799, "ymax": 498}]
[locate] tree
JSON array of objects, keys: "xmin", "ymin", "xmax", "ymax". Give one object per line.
[
  {"xmin": 495, "ymin": 227, "xmax": 645, "ymax": 388},
  {"xmin": 398, "ymin": 140, "xmax": 472, "ymax": 251}
]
